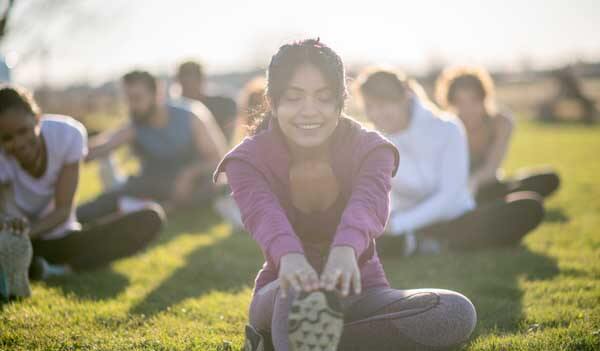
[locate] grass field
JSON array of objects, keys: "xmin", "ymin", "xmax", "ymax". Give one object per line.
[{"xmin": 1, "ymin": 119, "xmax": 599, "ymax": 350}]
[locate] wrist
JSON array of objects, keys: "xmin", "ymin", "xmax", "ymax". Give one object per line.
[
  {"xmin": 280, "ymin": 252, "xmax": 305, "ymax": 264},
  {"xmin": 330, "ymin": 245, "xmax": 356, "ymax": 258}
]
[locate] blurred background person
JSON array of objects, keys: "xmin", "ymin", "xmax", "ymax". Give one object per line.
[
  {"xmin": 435, "ymin": 66, "xmax": 560, "ymax": 204},
  {"xmin": 176, "ymin": 60, "xmax": 238, "ymax": 141},
  {"xmin": 230, "ymin": 75, "xmax": 266, "ymax": 145},
  {"xmin": 77, "ymin": 70, "xmax": 228, "ymax": 222},
  {"xmin": 0, "ymin": 85, "xmax": 164, "ymax": 280},
  {"xmin": 356, "ymin": 67, "xmax": 545, "ymax": 256},
  {"xmin": 213, "ymin": 76, "xmax": 266, "ymax": 231}
]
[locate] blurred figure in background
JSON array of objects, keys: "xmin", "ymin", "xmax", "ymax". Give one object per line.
[
  {"xmin": 176, "ymin": 61, "xmax": 238, "ymax": 141},
  {"xmin": 77, "ymin": 70, "xmax": 227, "ymax": 222},
  {"xmin": 231, "ymin": 76, "xmax": 266, "ymax": 145},
  {"xmin": 0, "ymin": 85, "xmax": 163, "ymax": 280},
  {"xmin": 356, "ymin": 67, "xmax": 545, "ymax": 256},
  {"xmin": 537, "ymin": 67, "xmax": 598, "ymax": 124},
  {"xmin": 435, "ymin": 66, "xmax": 560, "ymax": 204},
  {"xmin": 214, "ymin": 76, "xmax": 266, "ymax": 231}
]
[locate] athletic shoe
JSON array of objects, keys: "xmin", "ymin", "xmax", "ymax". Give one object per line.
[
  {"xmin": 288, "ymin": 290, "xmax": 344, "ymax": 351},
  {"xmin": 244, "ymin": 324, "xmax": 273, "ymax": 351}
]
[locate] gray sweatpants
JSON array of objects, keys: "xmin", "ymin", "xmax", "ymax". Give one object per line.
[{"xmin": 250, "ymin": 281, "xmax": 477, "ymax": 351}]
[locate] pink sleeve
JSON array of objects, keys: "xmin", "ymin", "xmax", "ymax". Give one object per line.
[
  {"xmin": 224, "ymin": 159, "xmax": 304, "ymax": 268},
  {"xmin": 331, "ymin": 147, "xmax": 395, "ymax": 258}
]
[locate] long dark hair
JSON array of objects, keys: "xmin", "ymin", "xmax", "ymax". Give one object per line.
[
  {"xmin": 355, "ymin": 66, "xmax": 440, "ymax": 114},
  {"xmin": 0, "ymin": 85, "xmax": 41, "ymax": 121},
  {"xmin": 251, "ymin": 38, "xmax": 347, "ymax": 134}
]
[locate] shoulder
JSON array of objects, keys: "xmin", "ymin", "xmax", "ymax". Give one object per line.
[
  {"xmin": 417, "ymin": 103, "xmax": 466, "ymax": 140},
  {"xmin": 168, "ymin": 99, "xmax": 214, "ymax": 124},
  {"xmin": 40, "ymin": 115, "xmax": 88, "ymax": 162},
  {"xmin": 492, "ymin": 109, "xmax": 515, "ymax": 131},
  {"xmin": 40, "ymin": 115, "xmax": 87, "ymax": 141},
  {"xmin": 213, "ymin": 129, "xmax": 271, "ymax": 182},
  {"xmin": 202, "ymin": 95, "xmax": 237, "ymax": 115},
  {"xmin": 337, "ymin": 116, "xmax": 400, "ymax": 176}
]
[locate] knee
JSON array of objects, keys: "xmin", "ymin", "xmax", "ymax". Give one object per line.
[
  {"xmin": 507, "ymin": 193, "xmax": 545, "ymax": 227},
  {"xmin": 418, "ymin": 290, "xmax": 477, "ymax": 349},
  {"xmin": 135, "ymin": 203, "xmax": 166, "ymax": 240},
  {"xmin": 442, "ymin": 291, "xmax": 477, "ymax": 345},
  {"xmin": 146, "ymin": 203, "xmax": 166, "ymax": 234},
  {"xmin": 546, "ymin": 171, "xmax": 561, "ymax": 195}
]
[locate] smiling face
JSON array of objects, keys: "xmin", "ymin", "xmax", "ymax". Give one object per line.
[
  {"xmin": 0, "ymin": 109, "xmax": 41, "ymax": 166},
  {"xmin": 274, "ymin": 63, "xmax": 340, "ymax": 149}
]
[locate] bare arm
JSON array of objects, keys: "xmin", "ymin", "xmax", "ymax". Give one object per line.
[
  {"xmin": 85, "ymin": 125, "xmax": 135, "ymax": 162},
  {"xmin": 180, "ymin": 102, "xmax": 228, "ymax": 178},
  {"xmin": 29, "ymin": 162, "xmax": 80, "ymax": 239},
  {"xmin": 470, "ymin": 113, "xmax": 514, "ymax": 189}
]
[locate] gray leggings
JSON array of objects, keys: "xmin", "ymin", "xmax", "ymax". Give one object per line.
[{"xmin": 250, "ymin": 280, "xmax": 477, "ymax": 351}]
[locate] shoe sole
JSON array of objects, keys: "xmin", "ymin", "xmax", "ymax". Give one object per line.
[{"xmin": 288, "ymin": 290, "xmax": 344, "ymax": 351}]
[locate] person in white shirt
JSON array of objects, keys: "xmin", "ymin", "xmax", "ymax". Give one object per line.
[
  {"xmin": 355, "ymin": 68, "xmax": 545, "ymax": 255},
  {"xmin": 0, "ymin": 85, "xmax": 164, "ymax": 280}
]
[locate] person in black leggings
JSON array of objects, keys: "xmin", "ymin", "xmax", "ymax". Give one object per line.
[
  {"xmin": 355, "ymin": 68, "xmax": 546, "ymax": 256},
  {"xmin": 0, "ymin": 85, "xmax": 164, "ymax": 280},
  {"xmin": 434, "ymin": 66, "xmax": 560, "ymax": 204}
]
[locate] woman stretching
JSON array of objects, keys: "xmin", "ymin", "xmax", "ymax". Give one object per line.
[
  {"xmin": 434, "ymin": 66, "xmax": 560, "ymax": 204},
  {"xmin": 356, "ymin": 68, "xmax": 545, "ymax": 255},
  {"xmin": 214, "ymin": 40, "xmax": 476, "ymax": 351},
  {"xmin": 0, "ymin": 85, "xmax": 164, "ymax": 280}
]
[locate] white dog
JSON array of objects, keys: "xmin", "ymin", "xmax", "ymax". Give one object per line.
[{"xmin": 0, "ymin": 183, "xmax": 32, "ymax": 299}]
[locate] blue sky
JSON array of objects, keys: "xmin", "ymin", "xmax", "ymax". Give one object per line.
[{"xmin": 5, "ymin": 0, "xmax": 600, "ymax": 86}]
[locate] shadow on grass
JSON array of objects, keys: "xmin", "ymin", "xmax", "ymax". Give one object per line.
[
  {"xmin": 44, "ymin": 268, "xmax": 130, "ymax": 301},
  {"xmin": 128, "ymin": 226, "xmax": 262, "ymax": 317},
  {"xmin": 41, "ymin": 206, "xmax": 229, "ymax": 301},
  {"xmin": 544, "ymin": 207, "xmax": 569, "ymax": 223},
  {"xmin": 380, "ymin": 245, "xmax": 559, "ymax": 335}
]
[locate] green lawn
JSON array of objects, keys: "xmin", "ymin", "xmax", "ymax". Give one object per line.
[{"xmin": 1, "ymin": 120, "xmax": 599, "ymax": 350}]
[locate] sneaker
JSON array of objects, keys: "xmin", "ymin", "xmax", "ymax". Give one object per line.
[
  {"xmin": 288, "ymin": 290, "xmax": 344, "ymax": 351},
  {"xmin": 244, "ymin": 324, "xmax": 273, "ymax": 351}
]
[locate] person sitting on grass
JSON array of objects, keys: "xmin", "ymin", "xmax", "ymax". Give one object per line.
[
  {"xmin": 356, "ymin": 67, "xmax": 546, "ymax": 256},
  {"xmin": 0, "ymin": 85, "xmax": 164, "ymax": 281},
  {"xmin": 214, "ymin": 39, "xmax": 476, "ymax": 351},
  {"xmin": 434, "ymin": 66, "xmax": 560, "ymax": 204},
  {"xmin": 214, "ymin": 76, "xmax": 267, "ymax": 230},
  {"xmin": 230, "ymin": 76, "xmax": 267, "ymax": 146},
  {"xmin": 77, "ymin": 70, "xmax": 228, "ymax": 222},
  {"xmin": 176, "ymin": 60, "xmax": 238, "ymax": 141}
]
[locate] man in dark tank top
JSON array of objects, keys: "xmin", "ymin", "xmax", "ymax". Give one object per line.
[
  {"xmin": 176, "ymin": 61, "xmax": 238, "ymax": 141},
  {"xmin": 76, "ymin": 70, "xmax": 229, "ymax": 223}
]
